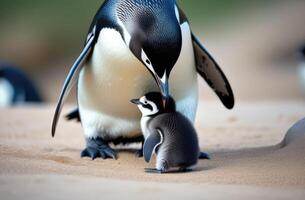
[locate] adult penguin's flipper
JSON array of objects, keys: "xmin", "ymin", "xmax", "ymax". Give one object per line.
[
  {"xmin": 51, "ymin": 28, "xmax": 96, "ymax": 137},
  {"xmin": 143, "ymin": 129, "xmax": 163, "ymax": 163},
  {"xmin": 192, "ymin": 33, "xmax": 234, "ymax": 109}
]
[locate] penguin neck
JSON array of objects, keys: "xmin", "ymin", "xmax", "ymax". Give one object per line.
[{"xmin": 140, "ymin": 110, "xmax": 165, "ymax": 139}]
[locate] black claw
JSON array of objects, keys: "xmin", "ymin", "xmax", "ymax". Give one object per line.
[
  {"xmin": 199, "ymin": 152, "xmax": 210, "ymax": 160},
  {"xmin": 98, "ymin": 150, "xmax": 106, "ymax": 159},
  {"xmin": 103, "ymin": 148, "xmax": 117, "ymax": 160},
  {"xmin": 86, "ymin": 147, "xmax": 99, "ymax": 160},
  {"xmin": 92, "ymin": 154, "xmax": 99, "ymax": 160}
]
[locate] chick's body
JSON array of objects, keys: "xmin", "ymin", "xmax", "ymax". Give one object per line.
[{"xmin": 148, "ymin": 112, "xmax": 199, "ymax": 170}]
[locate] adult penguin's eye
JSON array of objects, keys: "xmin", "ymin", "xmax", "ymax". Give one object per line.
[{"xmin": 141, "ymin": 49, "xmax": 151, "ymax": 65}]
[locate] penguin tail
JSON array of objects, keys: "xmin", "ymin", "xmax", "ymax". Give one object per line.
[{"xmin": 65, "ymin": 108, "xmax": 81, "ymax": 122}]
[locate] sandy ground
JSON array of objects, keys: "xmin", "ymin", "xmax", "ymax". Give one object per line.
[{"xmin": 0, "ymin": 101, "xmax": 305, "ymax": 199}]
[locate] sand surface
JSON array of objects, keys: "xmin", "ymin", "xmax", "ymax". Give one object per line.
[{"xmin": 0, "ymin": 101, "xmax": 305, "ymax": 199}]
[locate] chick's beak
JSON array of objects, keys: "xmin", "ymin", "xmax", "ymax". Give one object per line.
[{"xmin": 130, "ymin": 99, "xmax": 142, "ymax": 105}]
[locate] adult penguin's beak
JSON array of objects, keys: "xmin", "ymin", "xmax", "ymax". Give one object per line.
[{"xmin": 155, "ymin": 74, "xmax": 169, "ymax": 108}]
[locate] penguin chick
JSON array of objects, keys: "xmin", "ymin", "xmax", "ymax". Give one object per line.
[{"xmin": 131, "ymin": 92, "xmax": 209, "ymax": 173}]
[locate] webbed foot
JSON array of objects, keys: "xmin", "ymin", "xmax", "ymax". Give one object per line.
[{"xmin": 81, "ymin": 137, "xmax": 117, "ymax": 160}]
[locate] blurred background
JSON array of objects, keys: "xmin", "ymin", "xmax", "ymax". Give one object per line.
[{"xmin": 0, "ymin": 0, "xmax": 305, "ymax": 105}]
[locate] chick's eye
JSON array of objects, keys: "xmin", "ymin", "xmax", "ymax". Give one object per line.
[
  {"xmin": 145, "ymin": 59, "xmax": 151, "ymax": 65},
  {"xmin": 144, "ymin": 101, "xmax": 148, "ymax": 104}
]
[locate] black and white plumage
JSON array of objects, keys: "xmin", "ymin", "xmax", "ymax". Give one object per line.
[
  {"xmin": 131, "ymin": 92, "xmax": 208, "ymax": 173},
  {"xmin": 52, "ymin": 0, "xmax": 234, "ymax": 160},
  {"xmin": 0, "ymin": 65, "xmax": 42, "ymax": 107}
]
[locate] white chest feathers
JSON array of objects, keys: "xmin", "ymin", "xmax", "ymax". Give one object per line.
[{"xmin": 140, "ymin": 116, "xmax": 152, "ymax": 139}]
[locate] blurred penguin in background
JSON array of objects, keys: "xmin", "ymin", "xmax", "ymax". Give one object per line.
[
  {"xmin": 298, "ymin": 46, "xmax": 305, "ymax": 94},
  {"xmin": 298, "ymin": 46, "xmax": 305, "ymax": 95},
  {"xmin": 0, "ymin": 64, "xmax": 42, "ymax": 107}
]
